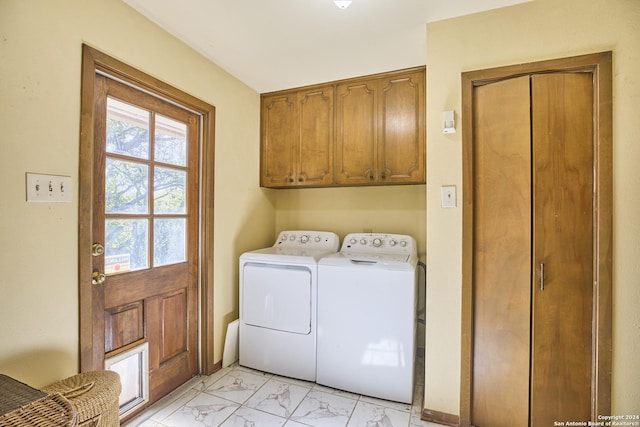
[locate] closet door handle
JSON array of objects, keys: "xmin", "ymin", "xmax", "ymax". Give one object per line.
[{"xmin": 540, "ymin": 262, "xmax": 545, "ymax": 291}]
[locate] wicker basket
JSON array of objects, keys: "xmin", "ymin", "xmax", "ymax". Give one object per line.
[
  {"xmin": 0, "ymin": 392, "xmax": 78, "ymax": 427},
  {"xmin": 42, "ymin": 371, "xmax": 121, "ymax": 427}
]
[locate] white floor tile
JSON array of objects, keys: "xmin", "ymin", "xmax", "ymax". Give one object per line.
[
  {"xmin": 284, "ymin": 420, "xmax": 312, "ymax": 427},
  {"xmin": 219, "ymin": 406, "xmax": 287, "ymax": 427},
  {"xmin": 347, "ymin": 401, "xmax": 411, "ymax": 427},
  {"xmin": 290, "ymin": 390, "xmax": 357, "ymax": 427},
  {"xmin": 245, "ymin": 378, "xmax": 311, "ymax": 418},
  {"xmin": 205, "ymin": 369, "xmax": 271, "ymax": 404},
  {"xmin": 124, "ymin": 350, "xmax": 449, "ymax": 427},
  {"xmin": 358, "ymin": 395, "xmax": 412, "ymax": 413},
  {"xmin": 161, "ymin": 393, "xmax": 239, "ymax": 426}
]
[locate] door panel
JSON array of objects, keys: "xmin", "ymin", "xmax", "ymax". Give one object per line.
[
  {"xmin": 379, "ymin": 72, "xmax": 425, "ymax": 182},
  {"xmin": 93, "ymin": 74, "xmax": 199, "ymax": 412},
  {"xmin": 531, "ymin": 73, "xmax": 594, "ymax": 425},
  {"xmin": 261, "ymin": 94, "xmax": 298, "ymax": 186},
  {"xmin": 299, "ymin": 87, "xmax": 334, "ymax": 185},
  {"xmin": 336, "ymin": 80, "xmax": 377, "ymax": 184},
  {"xmin": 471, "ymin": 76, "xmax": 532, "ymax": 427},
  {"xmin": 105, "ymin": 303, "xmax": 144, "ymax": 352},
  {"xmin": 159, "ymin": 290, "xmax": 188, "ymax": 361}
]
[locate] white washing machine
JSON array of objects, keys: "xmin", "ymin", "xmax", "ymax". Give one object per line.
[
  {"xmin": 317, "ymin": 233, "xmax": 418, "ymax": 403},
  {"xmin": 239, "ymin": 230, "xmax": 339, "ymax": 381}
]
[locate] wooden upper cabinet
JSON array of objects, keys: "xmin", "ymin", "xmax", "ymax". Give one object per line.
[
  {"xmin": 299, "ymin": 87, "xmax": 334, "ymax": 186},
  {"xmin": 261, "ymin": 87, "xmax": 333, "ymax": 188},
  {"xmin": 336, "ymin": 80, "xmax": 378, "ymax": 185},
  {"xmin": 336, "ymin": 68, "xmax": 425, "ymax": 185},
  {"xmin": 261, "ymin": 67, "xmax": 425, "ymax": 188},
  {"xmin": 378, "ymin": 70, "xmax": 425, "ymax": 184},
  {"xmin": 261, "ymin": 93, "xmax": 297, "ymax": 187}
]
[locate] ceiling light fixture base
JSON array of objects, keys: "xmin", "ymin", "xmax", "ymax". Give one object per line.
[{"xmin": 333, "ymin": 0, "xmax": 352, "ymax": 9}]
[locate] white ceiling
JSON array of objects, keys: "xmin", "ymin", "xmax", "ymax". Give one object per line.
[{"xmin": 122, "ymin": 0, "xmax": 530, "ymax": 93}]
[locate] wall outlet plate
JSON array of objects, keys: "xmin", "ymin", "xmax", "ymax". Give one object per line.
[
  {"xmin": 441, "ymin": 185, "xmax": 457, "ymax": 208},
  {"xmin": 26, "ymin": 173, "xmax": 72, "ymax": 203}
]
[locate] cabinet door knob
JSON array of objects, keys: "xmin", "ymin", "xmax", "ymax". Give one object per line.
[{"xmin": 381, "ymin": 173, "xmax": 387, "ymax": 180}]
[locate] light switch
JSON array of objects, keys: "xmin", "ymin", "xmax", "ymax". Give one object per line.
[
  {"xmin": 26, "ymin": 173, "xmax": 72, "ymax": 203},
  {"xmin": 443, "ymin": 110, "xmax": 456, "ymax": 134},
  {"xmin": 441, "ymin": 185, "xmax": 456, "ymax": 208}
]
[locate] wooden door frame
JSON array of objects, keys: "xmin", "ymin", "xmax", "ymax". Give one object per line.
[
  {"xmin": 78, "ymin": 45, "xmax": 217, "ymax": 375},
  {"xmin": 460, "ymin": 51, "xmax": 612, "ymax": 426}
]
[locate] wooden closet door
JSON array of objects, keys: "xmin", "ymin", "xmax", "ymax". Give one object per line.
[
  {"xmin": 531, "ymin": 72, "xmax": 594, "ymax": 425},
  {"xmin": 472, "ymin": 75, "xmax": 532, "ymax": 427},
  {"xmin": 472, "ymin": 72, "xmax": 595, "ymax": 426}
]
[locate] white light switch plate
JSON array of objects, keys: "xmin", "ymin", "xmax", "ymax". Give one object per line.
[
  {"xmin": 26, "ymin": 173, "xmax": 72, "ymax": 203},
  {"xmin": 441, "ymin": 185, "xmax": 457, "ymax": 208}
]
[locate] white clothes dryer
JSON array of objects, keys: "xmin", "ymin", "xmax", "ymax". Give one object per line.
[
  {"xmin": 239, "ymin": 230, "xmax": 339, "ymax": 381},
  {"xmin": 317, "ymin": 233, "xmax": 418, "ymax": 403}
]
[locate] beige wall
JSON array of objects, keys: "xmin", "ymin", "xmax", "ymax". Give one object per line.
[
  {"xmin": 425, "ymin": 0, "xmax": 640, "ymax": 416},
  {"xmin": 0, "ymin": 0, "xmax": 273, "ymax": 387},
  {"xmin": 275, "ymin": 185, "xmax": 426, "ymax": 257}
]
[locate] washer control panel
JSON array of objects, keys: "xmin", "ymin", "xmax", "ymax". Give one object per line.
[
  {"xmin": 341, "ymin": 233, "xmax": 416, "ymax": 257},
  {"xmin": 275, "ymin": 230, "xmax": 340, "ymax": 251}
]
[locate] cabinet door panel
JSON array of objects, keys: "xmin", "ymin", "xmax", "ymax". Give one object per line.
[
  {"xmin": 379, "ymin": 71, "xmax": 425, "ymax": 183},
  {"xmin": 531, "ymin": 72, "xmax": 593, "ymax": 426},
  {"xmin": 336, "ymin": 81, "xmax": 377, "ymax": 185},
  {"xmin": 299, "ymin": 87, "xmax": 334, "ymax": 186},
  {"xmin": 261, "ymin": 94, "xmax": 298, "ymax": 187}
]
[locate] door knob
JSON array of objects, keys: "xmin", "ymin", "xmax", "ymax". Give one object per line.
[
  {"xmin": 92, "ymin": 243, "xmax": 104, "ymax": 256},
  {"xmin": 92, "ymin": 271, "xmax": 106, "ymax": 285}
]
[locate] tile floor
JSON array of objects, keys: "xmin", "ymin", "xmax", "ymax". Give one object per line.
[{"xmin": 124, "ymin": 352, "xmax": 445, "ymax": 427}]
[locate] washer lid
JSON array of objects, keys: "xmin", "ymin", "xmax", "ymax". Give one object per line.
[
  {"xmin": 319, "ymin": 251, "xmax": 417, "ymax": 269},
  {"xmin": 344, "ymin": 252, "xmax": 411, "ymax": 263},
  {"xmin": 241, "ymin": 246, "xmax": 336, "ymax": 263}
]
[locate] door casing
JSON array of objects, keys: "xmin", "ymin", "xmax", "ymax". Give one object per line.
[
  {"xmin": 78, "ymin": 45, "xmax": 217, "ymax": 376},
  {"xmin": 460, "ymin": 51, "xmax": 612, "ymax": 426}
]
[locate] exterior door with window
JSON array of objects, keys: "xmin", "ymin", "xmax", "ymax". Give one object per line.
[{"xmin": 91, "ymin": 74, "xmax": 199, "ymax": 413}]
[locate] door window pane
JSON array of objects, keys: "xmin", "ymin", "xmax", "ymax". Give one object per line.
[
  {"xmin": 154, "ymin": 218, "xmax": 186, "ymax": 267},
  {"xmin": 154, "ymin": 167, "xmax": 186, "ymax": 214},
  {"xmin": 105, "ymin": 219, "xmax": 149, "ymax": 272},
  {"xmin": 155, "ymin": 115, "xmax": 187, "ymax": 166},
  {"xmin": 106, "ymin": 159, "xmax": 149, "ymax": 214},
  {"xmin": 106, "ymin": 97, "xmax": 150, "ymax": 159}
]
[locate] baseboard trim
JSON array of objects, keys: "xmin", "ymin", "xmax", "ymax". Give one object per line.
[
  {"xmin": 422, "ymin": 408, "xmax": 460, "ymax": 426},
  {"xmin": 209, "ymin": 359, "xmax": 223, "ymax": 374}
]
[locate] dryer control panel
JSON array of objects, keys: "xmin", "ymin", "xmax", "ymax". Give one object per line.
[
  {"xmin": 275, "ymin": 230, "xmax": 340, "ymax": 251},
  {"xmin": 341, "ymin": 233, "xmax": 417, "ymax": 258}
]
